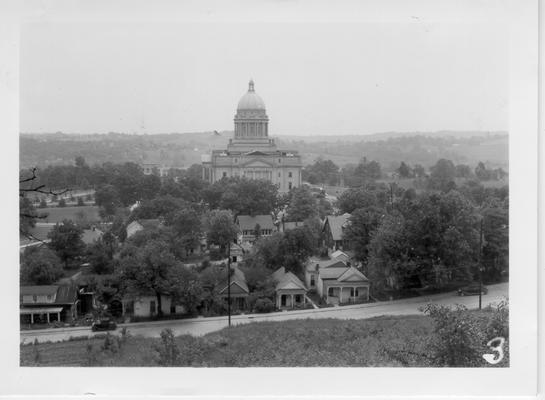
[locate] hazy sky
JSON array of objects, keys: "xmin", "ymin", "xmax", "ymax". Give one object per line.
[{"xmin": 20, "ymin": 20, "xmax": 509, "ymax": 135}]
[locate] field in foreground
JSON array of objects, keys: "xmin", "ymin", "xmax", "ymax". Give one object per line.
[{"xmin": 21, "ymin": 305, "xmax": 508, "ymax": 367}]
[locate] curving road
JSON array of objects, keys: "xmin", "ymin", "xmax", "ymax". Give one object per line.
[{"xmin": 20, "ymin": 283, "xmax": 508, "ymax": 344}]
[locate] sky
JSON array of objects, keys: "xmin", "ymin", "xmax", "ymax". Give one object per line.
[{"xmin": 20, "ymin": 19, "xmax": 509, "ymax": 136}]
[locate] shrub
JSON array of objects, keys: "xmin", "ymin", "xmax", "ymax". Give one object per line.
[
  {"xmin": 421, "ymin": 303, "xmax": 486, "ymax": 367},
  {"xmin": 154, "ymin": 329, "xmax": 181, "ymax": 366},
  {"xmin": 253, "ymin": 298, "xmax": 275, "ymax": 313},
  {"xmin": 486, "ymin": 299, "xmax": 509, "ymax": 338}
]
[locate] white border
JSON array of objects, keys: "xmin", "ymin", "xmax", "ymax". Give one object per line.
[{"xmin": 0, "ymin": 0, "xmax": 539, "ymax": 398}]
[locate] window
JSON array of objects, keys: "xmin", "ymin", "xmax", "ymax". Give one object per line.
[
  {"xmin": 310, "ymin": 275, "xmax": 315, "ymax": 287},
  {"xmin": 328, "ymin": 287, "xmax": 335, "ymax": 296},
  {"xmin": 278, "ymin": 172, "xmax": 281, "ymax": 177},
  {"xmin": 234, "ymin": 158, "xmax": 238, "ymax": 163},
  {"xmin": 289, "ymin": 182, "xmax": 292, "ymax": 190},
  {"xmin": 32, "ymin": 295, "xmax": 37, "ymax": 302},
  {"xmin": 222, "ymin": 172, "xmax": 227, "ymax": 178},
  {"xmin": 47, "ymin": 294, "xmax": 52, "ymax": 301},
  {"xmin": 278, "ymin": 158, "xmax": 281, "ymax": 163},
  {"xmin": 150, "ymin": 301, "xmax": 156, "ymax": 314},
  {"xmin": 288, "ymin": 172, "xmax": 292, "ymax": 178},
  {"xmin": 350, "ymin": 288, "xmax": 355, "ymax": 297}
]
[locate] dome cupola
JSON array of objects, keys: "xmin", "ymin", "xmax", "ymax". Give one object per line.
[{"xmin": 237, "ymin": 79, "xmax": 266, "ymax": 111}]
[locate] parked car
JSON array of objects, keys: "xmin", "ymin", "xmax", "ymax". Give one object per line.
[
  {"xmin": 91, "ymin": 318, "xmax": 117, "ymax": 331},
  {"xmin": 457, "ymin": 283, "xmax": 488, "ymax": 296}
]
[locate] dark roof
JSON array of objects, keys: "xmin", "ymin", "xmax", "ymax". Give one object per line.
[
  {"xmin": 236, "ymin": 215, "xmax": 275, "ymax": 231},
  {"xmin": 219, "ymin": 267, "xmax": 249, "ymax": 294},
  {"xmin": 20, "ymin": 286, "xmax": 58, "ymax": 296},
  {"xmin": 324, "ymin": 214, "xmax": 351, "ymax": 241},
  {"xmin": 54, "ymin": 285, "xmax": 79, "ymax": 304}
]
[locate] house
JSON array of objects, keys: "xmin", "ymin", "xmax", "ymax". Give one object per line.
[
  {"xmin": 229, "ymin": 242, "xmax": 252, "ymax": 265},
  {"xmin": 20, "ymin": 285, "xmax": 79, "ymax": 324},
  {"xmin": 304, "ymin": 257, "xmax": 348, "ymax": 291},
  {"xmin": 272, "ymin": 267, "xmax": 307, "ymax": 309},
  {"xmin": 218, "ymin": 266, "xmax": 249, "ymax": 310},
  {"xmin": 314, "ymin": 260, "xmax": 370, "ymax": 305},
  {"xmin": 236, "ymin": 215, "xmax": 276, "ymax": 243},
  {"xmin": 322, "ymin": 213, "xmax": 351, "ymax": 251},
  {"xmin": 122, "ymin": 294, "xmax": 185, "ymax": 318},
  {"xmin": 141, "ymin": 161, "xmax": 169, "ymax": 177},
  {"xmin": 126, "ymin": 219, "xmax": 162, "ymax": 239}
]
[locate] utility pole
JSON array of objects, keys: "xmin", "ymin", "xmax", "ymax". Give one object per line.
[
  {"xmin": 227, "ymin": 241, "xmax": 231, "ymax": 327},
  {"xmin": 479, "ymin": 218, "xmax": 483, "ymax": 310}
]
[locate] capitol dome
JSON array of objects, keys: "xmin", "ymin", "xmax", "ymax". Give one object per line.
[{"xmin": 237, "ymin": 80, "xmax": 266, "ymax": 110}]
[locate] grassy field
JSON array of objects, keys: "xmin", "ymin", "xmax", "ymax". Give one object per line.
[
  {"xmin": 37, "ymin": 205, "xmax": 100, "ymax": 223},
  {"xmin": 21, "ymin": 309, "xmax": 508, "ymax": 367}
]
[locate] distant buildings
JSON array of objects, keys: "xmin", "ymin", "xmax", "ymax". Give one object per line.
[
  {"xmin": 202, "ymin": 80, "xmax": 302, "ymax": 192},
  {"xmin": 236, "ymin": 214, "xmax": 276, "ymax": 244}
]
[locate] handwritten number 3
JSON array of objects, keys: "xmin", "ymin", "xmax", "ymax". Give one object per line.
[{"xmin": 483, "ymin": 337, "xmax": 505, "ymax": 365}]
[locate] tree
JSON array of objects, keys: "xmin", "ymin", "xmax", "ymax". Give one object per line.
[
  {"xmin": 336, "ymin": 187, "xmax": 380, "ymax": 214},
  {"xmin": 344, "ymin": 206, "xmax": 386, "ymax": 264},
  {"xmin": 218, "ymin": 178, "xmax": 279, "ymax": 216},
  {"xmin": 20, "ymin": 246, "xmax": 64, "ymax": 285},
  {"xmin": 87, "ymin": 231, "xmax": 118, "ymax": 274},
  {"xmin": 428, "ymin": 159, "xmax": 456, "ymax": 192},
  {"xmin": 20, "ymin": 197, "xmax": 38, "ymax": 236},
  {"xmin": 413, "ymin": 164, "xmax": 426, "ymax": 178},
  {"xmin": 354, "ymin": 158, "xmax": 382, "ymax": 182},
  {"xmin": 58, "ymin": 198, "xmax": 66, "ymax": 207},
  {"xmin": 482, "ymin": 206, "xmax": 509, "ymax": 281},
  {"xmin": 47, "ymin": 220, "xmax": 85, "ymax": 268},
  {"xmin": 302, "ymin": 158, "xmax": 339, "ymax": 185},
  {"xmin": 455, "ymin": 164, "xmax": 473, "ymax": 179},
  {"xmin": 475, "ymin": 162, "xmax": 491, "ymax": 181},
  {"xmin": 75, "ymin": 156, "xmax": 87, "ymax": 168},
  {"xmin": 278, "ymin": 226, "xmax": 316, "ymax": 274},
  {"xmin": 285, "ymin": 186, "xmax": 317, "ymax": 221},
  {"xmin": 204, "ymin": 210, "xmax": 239, "ymax": 253},
  {"xmin": 95, "ymin": 184, "xmax": 122, "ymax": 218},
  {"xmin": 397, "ymin": 162, "xmax": 412, "ymax": 178},
  {"xmin": 118, "ymin": 239, "xmax": 184, "ymax": 317},
  {"xmin": 166, "ymin": 208, "xmax": 203, "ymax": 257}
]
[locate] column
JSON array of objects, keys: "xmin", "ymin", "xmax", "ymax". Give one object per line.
[
  {"xmin": 290, "ymin": 294, "xmax": 294, "ymax": 309},
  {"xmin": 339, "ymin": 287, "xmax": 343, "ymax": 303},
  {"xmin": 30, "ymin": 313, "xmax": 34, "ymax": 324},
  {"xmin": 47, "ymin": 313, "xmax": 50, "ymax": 323},
  {"xmin": 58, "ymin": 311, "xmax": 61, "ymax": 322}
]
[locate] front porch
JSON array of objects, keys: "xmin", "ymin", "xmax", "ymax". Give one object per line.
[
  {"xmin": 325, "ymin": 285, "xmax": 369, "ymax": 305},
  {"xmin": 276, "ymin": 290, "xmax": 306, "ymax": 309}
]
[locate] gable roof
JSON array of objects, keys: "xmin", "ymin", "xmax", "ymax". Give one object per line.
[
  {"xmin": 324, "ymin": 213, "xmax": 351, "ymax": 241},
  {"xmin": 337, "ymin": 266, "xmax": 369, "ymax": 282},
  {"xmin": 331, "ymin": 250, "xmax": 351, "ymax": 263},
  {"xmin": 273, "ymin": 267, "xmax": 306, "ymax": 291},
  {"xmin": 236, "ymin": 215, "xmax": 275, "ymax": 231},
  {"xmin": 219, "ymin": 267, "xmax": 249, "ymax": 294}
]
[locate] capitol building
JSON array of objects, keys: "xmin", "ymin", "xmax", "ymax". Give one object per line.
[{"xmin": 202, "ymin": 80, "xmax": 302, "ymax": 192}]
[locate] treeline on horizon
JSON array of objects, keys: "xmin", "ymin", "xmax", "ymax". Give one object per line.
[{"xmin": 19, "ymin": 131, "xmax": 508, "ymax": 172}]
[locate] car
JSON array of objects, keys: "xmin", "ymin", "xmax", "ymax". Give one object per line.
[
  {"xmin": 457, "ymin": 283, "xmax": 488, "ymax": 296},
  {"xmin": 91, "ymin": 318, "xmax": 117, "ymax": 332}
]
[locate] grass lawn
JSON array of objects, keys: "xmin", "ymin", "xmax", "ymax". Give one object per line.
[
  {"xmin": 38, "ymin": 205, "xmax": 100, "ymax": 223},
  {"xmin": 21, "ymin": 310, "xmax": 508, "ymax": 367}
]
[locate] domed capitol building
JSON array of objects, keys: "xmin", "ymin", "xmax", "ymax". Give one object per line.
[{"xmin": 202, "ymin": 80, "xmax": 302, "ymax": 192}]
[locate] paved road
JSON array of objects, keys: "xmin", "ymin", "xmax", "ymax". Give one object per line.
[{"xmin": 20, "ymin": 283, "xmax": 508, "ymax": 344}]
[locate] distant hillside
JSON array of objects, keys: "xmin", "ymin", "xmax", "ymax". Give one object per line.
[{"xmin": 19, "ymin": 131, "xmax": 508, "ymax": 171}]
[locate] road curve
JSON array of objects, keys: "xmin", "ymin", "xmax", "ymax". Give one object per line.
[{"xmin": 20, "ymin": 283, "xmax": 508, "ymax": 344}]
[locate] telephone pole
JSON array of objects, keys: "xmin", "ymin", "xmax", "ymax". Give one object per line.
[
  {"xmin": 479, "ymin": 218, "xmax": 483, "ymax": 310},
  {"xmin": 227, "ymin": 242, "xmax": 231, "ymax": 327}
]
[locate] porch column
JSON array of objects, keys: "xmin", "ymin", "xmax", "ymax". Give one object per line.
[
  {"xmin": 46, "ymin": 313, "xmax": 50, "ymax": 323},
  {"xmin": 30, "ymin": 313, "xmax": 34, "ymax": 324},
  {"xmin": 339, "ymin": 287, "xmax": 343, "ymax": 303},
  {"xmin": 290, "ymin": 294, "xmax": 294, "ymax": 309},
  {"xmin": 58, "ymin": 312, "xmax": 61, "ymax": 322},
  {"xmin": 303, "ymin": 294, "xmax": 306, "ymax": 305}
]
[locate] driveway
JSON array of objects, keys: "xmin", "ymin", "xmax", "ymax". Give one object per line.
[{"xmin": 20, "ymin": 283, "xmax": 508, "ymax": 344}]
